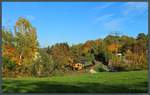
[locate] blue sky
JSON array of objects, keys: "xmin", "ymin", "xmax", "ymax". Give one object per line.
[{"xmin": 2, "ymin": 2, "xmax": 148, "ymax": 47}]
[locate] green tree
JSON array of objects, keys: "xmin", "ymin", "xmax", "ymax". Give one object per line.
[
  {"xmin": 70, "ymin": 43, "xmax": 83, "ymax": 63},
  {"xmin": 31, "ymin": 49, "xmax": 55, "ymax": 77},
  {"xmin": 136, "ymin": 33, "xmax": 148, "ymax": 53},
  {"xmin": 2, "ymin": 28, "xmax": 14, "ymax": 46},
  {"xmin": 14, "ymin": 17, "xmax": 39, "ymax": 65},
  {"xmin": 120, "ymin": 35, "xmax": 136, "ymax": 54}
]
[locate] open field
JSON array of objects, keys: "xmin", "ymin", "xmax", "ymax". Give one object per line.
[{"xmin": 2, "ymin": 70, "xmax": 148, "ymax": 93}]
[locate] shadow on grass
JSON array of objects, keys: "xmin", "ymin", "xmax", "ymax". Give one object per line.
[{"xmin": 2, "ymin": 80, "xmax": 148, "ymax": 93}]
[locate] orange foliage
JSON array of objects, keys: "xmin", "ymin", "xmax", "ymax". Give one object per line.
[
  {"xmin": 107, "ymin": 43, "xmax": 121, "ymax": 53},
  {"xmin": 3, "ymin": 45, "xmax": 16, "ymax": 58},
  {"xmin": 3, "ymin": 45, "xmax": 21, "ymax": 65},
  {"xmin": 82, "ymin": 40, "xmax": 102, "ymax": 54}
]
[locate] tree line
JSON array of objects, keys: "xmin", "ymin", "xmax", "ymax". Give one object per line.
[{"xmin": 2, "ymin": 17, "xmax": 148, "ymax": 77}]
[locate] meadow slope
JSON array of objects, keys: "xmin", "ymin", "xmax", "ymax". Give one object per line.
[{"xmin": 2, "ymin": 70, "xmax": 148, "ymax": 93}]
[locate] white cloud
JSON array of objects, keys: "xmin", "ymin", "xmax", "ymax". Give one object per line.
[
  {"xmin": 92, "ymin": 2, "xmax": 114, "ymax": 11},
  {"xmin": 123, "ymin": 2, "xmax": 148, "ymax": 16},
  {"xmin": 103, "ymin": 18, "xmax": 122, "ymax": 31},
  {"xmin": 95, "ymin": 2, "xmax": 148, "ymax": 31},
  {"xmin": 96, "ymin": 3, "xmax": 113, "ymax": 9},
  {"xmin": 96, "ymin": 14, "xmax": 114, "ymax": 23}
]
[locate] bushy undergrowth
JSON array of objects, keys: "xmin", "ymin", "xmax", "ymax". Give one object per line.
[{"xmin": 94, "ymin": 63, "xmax": 108, "ymax": 72}]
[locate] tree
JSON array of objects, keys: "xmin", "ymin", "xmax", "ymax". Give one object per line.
[
  {"xmin": 31, "ymin": 49, "xmax": 55, "ymax": 77},
  {"xmin": 104, "ymin": 35, "xmax": 120, "ymax": 45},
  {"xmin": 2, "ymin": 28, "xmax": 14, "ymax": 46},
  {"xmin": 135, "ymin": 33, "xmax": 148, "ymax": 53},
  {"xmin": 107, "ymin": 43, "xmax": 121, "ymax": 54},
  {"xmin": 2, "ymin": 28, "xmax": 19, "ymax": 64},
  {"xmin": 120, "ymin": 35, "xmax": 136, "ymax": 54},
  {"xmin": 137, "ymin": 33, "xmax": 147, "ymax": 40},
  {"xmin": 70, "ymin": 43, "xmax": 83, "ymax": 63},
  {"xmin": 48, "ymin": 43, "xmax": 71, "ymax": 71},
  {"xmin": 94, "ymin": 42, "xmax": 112, "ymax": 65},
  {"xmin": 14, "ymin": 17, "xmax": 39, "ymax": 65}
]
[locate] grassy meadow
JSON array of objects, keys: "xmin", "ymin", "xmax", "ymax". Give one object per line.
[{"xmin": 2, "ymin": 70, "xmax": 148, "ymax": 93}]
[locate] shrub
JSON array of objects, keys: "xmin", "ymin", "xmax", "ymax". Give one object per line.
[
  {"xmin": 94, "ymin": 63, "xmax": 109, "ymax": 72},
  {"xmin": 109, "ymin": 63, "xmax": 128, "ymax": 71},
  {"xmin": 31, "ymin": 50, "xmax": 55, "ymax": 77},
  {"xmin": 2, "ymin": 56, "xmax": 17, "ymax": 77},
  {"xmin": 124, "ymin": 50, "xmax": 148, "ymax": 70}
]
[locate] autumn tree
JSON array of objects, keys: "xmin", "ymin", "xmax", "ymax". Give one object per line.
[
  {"xmin": 2, "ymin": 28, "xmax": 17, "ymax": 77},
  {"xmin": 119, "ymin": 36, "xmax": 136, "ymax": 54},
  {"xmin": 48, "ymin": 43, "xmax": 71, "ymax": 71},
  {"xmin": 135, "ymin": 33, "xmax": 148, "ymax": 53},
  {"xmin": 2, "ymin": 28, "xmax": 16, "ymax": 60},
  {"xmin": 14, "ymin": 17, "xmax": 39, "ymax": 65}
]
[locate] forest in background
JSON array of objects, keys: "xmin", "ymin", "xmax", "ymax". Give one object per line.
[{"xmin": 2, "ymin": 17, "xmax": 148, "ymax": 77}]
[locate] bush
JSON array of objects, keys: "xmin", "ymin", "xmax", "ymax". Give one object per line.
[
  {"xmin": 94, "ymin": 63, "xmax": 109, "ymax": 72},
  {"xmin": 2, "ymin": 56, "xmax": 17, "ymax": 77},
  {"xmin": 124, "ymin": 50, "xmax": 148, "ymax": 70},
  {"xmin": 109, "ymin": 63, "xmax": 128, "ymax": 71},
  {"xmin": 31, "ymin": 50, "xmax": 55, "ymax": 77}
]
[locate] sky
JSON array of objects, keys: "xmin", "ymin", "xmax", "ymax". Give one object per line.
[{"xmin": 2, "ymin": 2, "xmax": 148, "ymax": 47}]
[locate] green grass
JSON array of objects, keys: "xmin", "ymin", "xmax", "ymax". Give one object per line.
[{"xmin": 2, "ymin": 70, "xmax": 148, "ymax": 93}]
